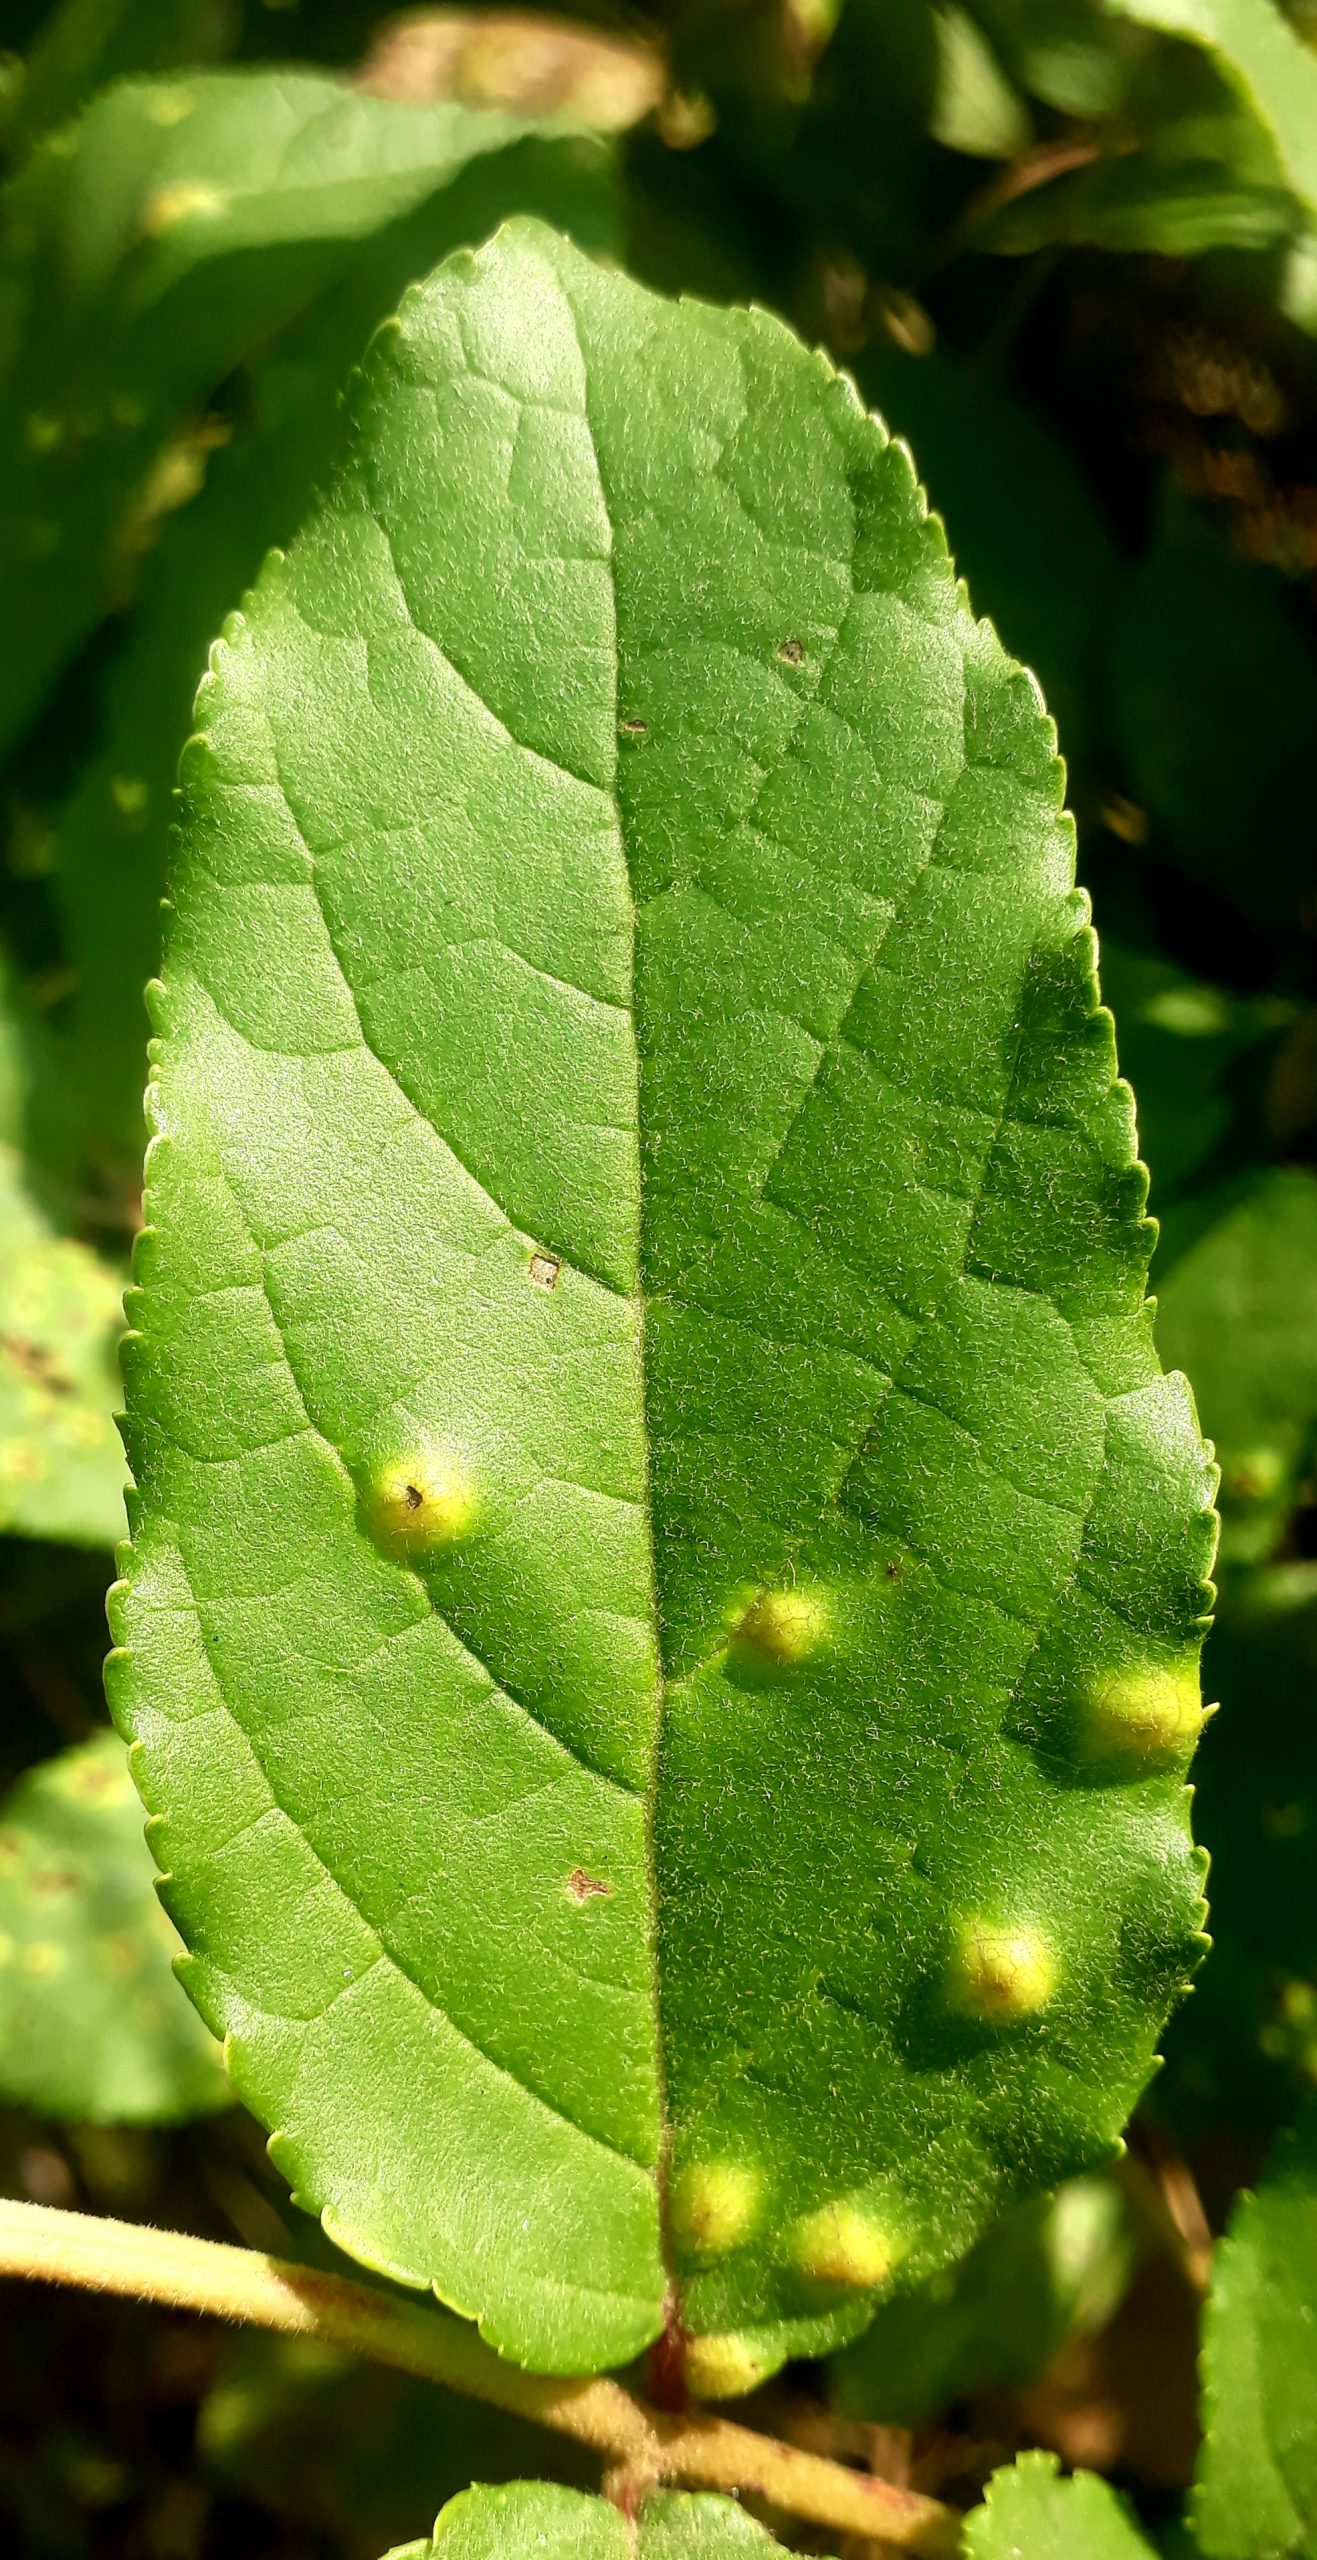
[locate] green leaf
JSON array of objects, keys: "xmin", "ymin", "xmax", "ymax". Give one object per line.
[
  {"xmin": 43, "ymin": 124, "xmax": 617, "ymax": 1193},
  {"xmin": 854, "ymin": 345, "xmax": 1118, "ymax": 768},
  {"xmin": 394, "ymin": 2483, "xmax": 799, "ymax": 2560},
  {"xmin": 931, "ymin": 7, "xmax": 1033, "ymax": 158},
  {"xmin": 1108, "ymin": 509, "xmax": 1317, "ymax": 933},
  {"xmin": 1158, "ymin": 1563, "xmax": 1317, "ymax": 2137},
  {"xmin": 829, "ymin": 2171, "xmax": 1136, "ymax": 2424},
  {"xmin": 8, "ymin": 0, "xmax": 230, "ymax": 159},
  {"xmin": 1109, "ymin": 0, "xmax": 1317, "ymax": 223},
  {"xmin": 111, "ymin": 220, "xmax": 1216, "ymax": 2383},
  {"xmin": 199, "ymin": 2331, "xmax": 595, "ymax": 2551},
  {"xmin": 0, "ymin": 69, "xmax": 599, "ymax": 759},
  {"xmin": 1098, "ymin": 943, "xmax": 1291, "ymax": 1211},
  {"xmin": 964, "ymin": 2450, "xmax": 1156, "ymax": 2560},
  {"xmin": 1195, "ymin": 2104, "xmax": 1317, "ymax": 2558},
  {"xmin": 0, "ymin": 1145, "xmax": 126, "ymax": 1548},
  {"xmin": 0, "ymin": 1728, "xmax": 226, "ymax": 2122},
  {"xmin": 0, "ymin": 929, "xmax": 78, "ymax": 1200},
  {"xmin": 0, "ymin": 934, "xmax": 127, "ymax": 1546},
  {"xmin": 982, "ymin": 34, "xmax": 1296, "ymax": 254},
  {"xmin": 966, "ymin": 0, "xmax": 1127, "ymax": 116},
  {"xmin": 1154, "ymin": 1170, "xmax": 1317, "ymax": 1566}
]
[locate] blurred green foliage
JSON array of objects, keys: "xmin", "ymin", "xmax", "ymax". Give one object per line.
[{"xmin": 0, "ymin": 0, "xmax": 1316, "ymax": 2551}]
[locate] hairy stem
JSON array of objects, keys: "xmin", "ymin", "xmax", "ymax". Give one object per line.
[{"xmin": 0, "ymin": 2200, "xmax": 958, "ymax": 2551}]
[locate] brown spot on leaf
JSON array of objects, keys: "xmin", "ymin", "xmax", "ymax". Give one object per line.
[
  {"xmin": 777, "ymin": 636, "xmax": 806, "ymax": 665},
  {"xmin": 566, "ymin": 1867, "xmax": 611, "ymax": 1902},
  {"xmin": 3, "ymin": 1335, "xmax": 70, "ymax": 1394},
  {"xmin": 529, "ymin": 1254, "xmax": 560, "ymax": 1291}
]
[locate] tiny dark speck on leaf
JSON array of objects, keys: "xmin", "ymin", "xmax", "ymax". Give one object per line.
[
  {"xmin": 885, "ymin": 1560, "xmax": 902, "ymax": 1578},
  {"xmin": 619, "ymin": 715, "xmax": 648, "ymax": 736},
  {"xmin": 777, "ymin": 636, "xmax": 806, "ymax": 665},
  {"xmin": 529, "ymin": 1253, "xmax": 560, "ymax": 1291},
  {"xmin": 403, "ymin": 1483, "xmax": 423, "ymax": 1511}
]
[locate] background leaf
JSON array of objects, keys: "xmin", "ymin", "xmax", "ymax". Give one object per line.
[
  {"xmin": 1159, "ymin": 1564, "xmax": 1317, "ymax": 2137},
  {"xmin": 5, "ymin": 0, "xmax": 232, "ymax": 159},
  {"xmin": 0, "ymin": 68, "xmax": 593, "ymax": 757},
  {"xmin": 854, "ymin": 344, "xmax": 1118, "ymax": 770},
  {"xmin": 198, "ymin": 2332, "xmax": 596, "ymax": 2554},
  {"xmin": 40, "ymin": 112, "xmax": 616, "ymax": 1195},
  {"xmin": 1195, "ymin": 2104, "xmax": 1317, "ymax": 2559},
  {"xmin": 1154, "ymin": 1168, "xmax": 1317, "ymax": 1566},
  {"xmin": 0, "ymin": 1728, "xmax": 225, "ymax": 2123},
  {"xmin": 829, "ymin": 2171, "xmax": 1137, "ymax": 2424},
  {"xmin": 1109, "ymin": 0, "xmax": 1317, "ymax": 225},
  {"xmin": 0, "ymin": 1152, "xmax": 126, "ymax": 1548},
  {"xmin": 396, "ymin": 2483, "xmax": 800, "ymax": 2560},
  {"xmin": 1107, "ymin": 508, "xmax": 1317, "ymax": 935},
  {"xmin": 965, "ymin": 2449, "xmax": 1156, "ymax": 2558}
]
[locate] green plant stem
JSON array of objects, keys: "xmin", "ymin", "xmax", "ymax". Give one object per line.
[{"xmin": 0, "ymin": 2199, "xmax": 959, "ymax": 2551}]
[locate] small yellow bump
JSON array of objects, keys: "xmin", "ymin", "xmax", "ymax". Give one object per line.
[
  {"xmin": 0, "ymin": 1442, "xmax": 45, "ymax": 1484},
  {"xmin": 670, "ymin": 2161, "xmax": 761, "ymax": 2260},
  {"xmin": 729, "ymin": 1585, "xmax": 827, "ymax": 1670},
  {"xmin": 105, "ymin": 1929, "xmax": 143, "ymax": 1978},
  {"xmin": 142, "ymin": 180, "xmax": 226, "ymax": 234},
  {"xmin": 365, "ymin": 1449, "xmax": 479, "ymax": 1559},
  {"xmin": 110, "ymin": 775, "xmax": 150, "ymax": 824},
  {"xmin": 1225, "ymin": 1446, "xmax": 1285, "ymax": 1505},
  {"xmin": 788, "ymin": 2200, "xmax": 900, "ymax": 2291},
  {"xmin": 67, "ymin": 1409, "xmax": 111, "ymax": 1450},
  {"xmin": 684, "ymin": 2331, "xmax": 775, "ymax": 2400},
  {"xmin": 949, "ymin": 1918, "xmax": 1057, "ymax": 2022},
  {"xmin": 146, "ymin": 88, "xmax": 194, "ymax": 124},
  {"xmin": 1083, "ymin": 1660, "xmax": 1204, "ymax": 1771},
  {"xmin": 22, "ymin": 1942, "xmax": 65, "ymax": 1978}
]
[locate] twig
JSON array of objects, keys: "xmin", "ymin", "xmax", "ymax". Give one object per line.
[
  {"xmin": 0, "ymin": 2200, "xmax": 960, "ymax": 2553},
  {"xmin": 1118, "ymin": 2150, "xmax": 1213, "ymax": 2297}
]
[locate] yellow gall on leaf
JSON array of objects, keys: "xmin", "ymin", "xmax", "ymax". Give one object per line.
[
  {"xmin": 141, "ymin": 181, "xmax": 226, "ymax": 235},
  {"xmin": 145, "ymin": 87, "xmax": 195, "ymax": 125},
  {"xmin": 670, "ymin": 2161, "xmax": 761, "ymax": 2260},
  {"xmin": 948, "ymin": 1918, "xmax": 1057, "ymax": 2022},
  {"xmin": 365, "ymin": 1450, "xmax": 479, "ymax": 1559},
  {"xmin": 729, "ymin": 1585, "xmax": 828, "ymax": 1671},
  {"xmin": 22, "ymin": 1941, "xmax": 65, "ymax": 1977},
  {"xmin": 1082, "ymin": 1660, "xmax": 1205, "ymax": 1772},
  {"xmin": 684, "ymin": 2331, "xmax": 776, "ymax": 2400},
  {"xmin": 788, "ymin": 2200, "xmax": 900, "ymax": 2291}
]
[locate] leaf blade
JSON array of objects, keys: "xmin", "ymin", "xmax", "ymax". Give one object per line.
[
  {"xmin": 1109, "ymin": 0, "xmax": 1317, "ymax": 223},
  {"xmin": 1195, "ymin": 2107, "xmax": 1317, "ymax": 2558},
  {"xmin": 964, "ymin": 2450, "xmax": 1156, "ymax": 2560},
  {"xmin": 0, "ymin": 69, "xmax": 594, "ymax": 756},
  {"xmin": 114, "ymin": 219, "xmax": 1216, "ymax": 2380},
  {"xmin": 0, "ymin": 1730, "xmax": 225, "ymax": 2123}
]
